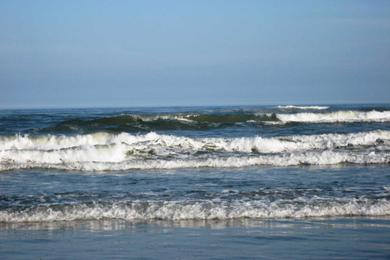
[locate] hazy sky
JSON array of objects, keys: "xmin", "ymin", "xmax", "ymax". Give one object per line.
[{"xmin": 1, "ymin": 0, "xmax": 390, "ymax": 108}]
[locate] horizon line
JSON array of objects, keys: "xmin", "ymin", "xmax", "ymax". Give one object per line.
[{"xmin": 0, "ymin": 101, "xmax": 389, "ymax": 111}]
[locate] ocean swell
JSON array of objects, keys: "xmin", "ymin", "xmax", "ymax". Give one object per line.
[{"xmin": 42, "ymin": 110, "xmax": 390, "ymax": 133}]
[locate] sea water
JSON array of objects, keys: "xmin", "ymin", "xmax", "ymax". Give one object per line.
[{"xmin": 1, "ymin": 104, "xmax": 390, "ymax": 258}]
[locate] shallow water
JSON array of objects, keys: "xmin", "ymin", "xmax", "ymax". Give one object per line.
[
  {"xmin": 2, "ymin": 218, "xmax": 390, "ymax": 259},
  {"xmin": 1, "ymin": 166, "xmax": 390, "ymax": 222}
]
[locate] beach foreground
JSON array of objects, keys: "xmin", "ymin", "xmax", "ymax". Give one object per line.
[{"xmin": 2, "ymin": 217, "xmax": 390, "ymax": 259}]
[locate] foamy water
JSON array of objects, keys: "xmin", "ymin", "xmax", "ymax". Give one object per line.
[
  {"xmin": 1, "ymin": 105, "xmax": 389, "ymax": 225},
  {"xmin": 1, "ymin": 130, "xmax": 389, "ymax": 171},
  {"xmin": 2, "ymin": 198, "xmax": 389, "ymax": 222}
]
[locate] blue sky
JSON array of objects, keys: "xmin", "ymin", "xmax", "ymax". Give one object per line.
[{"xmin": 1, "ymin": 0, "xmax": 390, "ymax": 108}]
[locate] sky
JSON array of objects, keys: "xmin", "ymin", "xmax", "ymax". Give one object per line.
[{"xmin": 1, "ymin": 0, "xmax": 390, "ymax": 108}]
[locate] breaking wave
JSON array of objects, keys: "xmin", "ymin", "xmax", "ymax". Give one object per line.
[
  {"xmin": 1, "ymin": 198, "xmax": 389, "ymax": 222},
  {"xmin": 276, "ymin": 110, "xmax": 390, "ymax": 123},
  {"xmin": 1, "ymin": 130, "xmax": 390, "ymax": 171}
]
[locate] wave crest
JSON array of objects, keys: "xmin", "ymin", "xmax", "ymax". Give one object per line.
[
  {"xmin": 276, "ymin": 110, "xmax": 390, "ymax": 123},
  {"xmin": 1, "ymin": 198, "xmax": 389, "ymax": 222}
]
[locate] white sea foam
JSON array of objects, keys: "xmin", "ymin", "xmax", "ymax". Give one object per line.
[
  {"xmin": 277, "ymin": 105, "xmax": 329, "ymax": 110},
  {"xmin": 1, "ymin": 130, "xmax": 389, "ymax": 152},
  {"xmin": 1, "ymin": 198, "xmax": 389, "ymax": 222},
  {"xmin": 276, "ymin": 110, "xmax": 390, "ymax": 123},
  {"xmin": 1, "ymin": 150, "xmax": 389, "ymax": 171},
  {"xmin": 1, "ymin": 130, "xmax": 390, "ymax": 171},
  {"xmin": 138, "ymin": 114, "xmax": 197, "ymax": 123}
]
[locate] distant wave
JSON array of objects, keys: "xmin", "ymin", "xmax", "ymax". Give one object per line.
[
  {"xmin": 1, "ymin": 197, "xmax": 389, "ymax": 222},
  {"xmin": 1, "ymin": 130, "xmax": 389, "ymax": 171},
  {"xmin": 45, "ymin": 113, "xmax": 273, "ymax": 132},
  {"xmin": 276, "ymin": 105, "xmax": 329, "ymax": 110},
  {"xmin": 40, "ymin": 110, "xmax": 390, "ymax": 133},
  {"xmin": 275, "ymin": 110, "xmax": 390, "ymax": 123}
]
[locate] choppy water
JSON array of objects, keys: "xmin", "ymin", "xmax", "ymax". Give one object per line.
[{"xmin": 1, "ymin": 104, "xmax": 390, "ymax": 258}]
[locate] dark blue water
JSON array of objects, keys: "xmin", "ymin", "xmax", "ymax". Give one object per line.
[{"xmin": 1, "ymin": 104, "xmax": 390, "ymax": 258}]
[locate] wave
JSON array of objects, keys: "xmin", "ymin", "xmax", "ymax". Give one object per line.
[
  {"xmin": 1, "ymin": 130, "xmax": 389, "ymax": 153},
  {"xmin": 1, "ymin": 198, "xmax": 389, "ymax": 222},
  {"xmin": 46, "ymin": 113, "xmax": 277, "ymax": 132},
  {"xmin": 276, "ymin": 105, "xmax": 329, "ymax": 110},
  {"xmin": 276, "ymin": 110, "xmax": 390, "ymax": 123},
  {"xmin": 1, "ymin": 150, "xmax": 389, "ymax": 171},
  {"xmin": 44, "ymin": 110, "xmax": 390, "ymax": 133},
  {"xmin": 1, "ymin": 130, "xmax": 390, "ymax": 171}
]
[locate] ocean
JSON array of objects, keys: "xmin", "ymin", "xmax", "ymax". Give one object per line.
[{"xmin": 1, "ymin": 104, "xmax": 390, "ymax": 259}]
